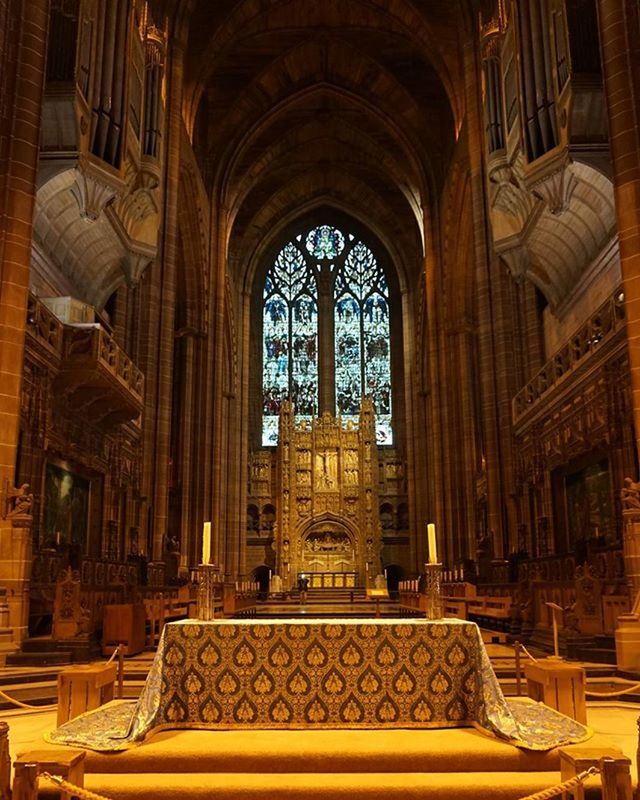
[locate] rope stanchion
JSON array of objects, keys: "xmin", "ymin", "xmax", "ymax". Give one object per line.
[
  {"xmin": 43, "ymin": 773, "xmax": 113, "ymax": 800},
  {"xmin": 105, "ymin": 645, "xmax": 120, "ymax": 666},
  {"xmin": 517, "ymin": 643, "xmax": 539, "ymax": 663},
  {"xmin": 517, "ymin": 766, "xmax": 599, "ymax": 800}
]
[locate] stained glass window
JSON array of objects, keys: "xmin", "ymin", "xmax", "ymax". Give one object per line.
[
  {"xmin": 334, "ymin": 242, "xmax": 392, "ymax": 444},
  {"xmin": 262, "ymin": 226, "xmax": 392, "ymax": 445},
  {"xmin": 305, "ymin": 225, "xmax": 345, "ymax": 260},
  {"xmin": 262, "ymin": 243, "xmax": 318, "ymax": 446}
]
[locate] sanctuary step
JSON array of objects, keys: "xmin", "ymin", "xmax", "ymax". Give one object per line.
[
  {"xmin": 6, "ymin": 637, "xmax": 73, "ymax": 667},
  {"xmin": 26, "ymin": 722, "xmax": 618, "ymax": 800}
]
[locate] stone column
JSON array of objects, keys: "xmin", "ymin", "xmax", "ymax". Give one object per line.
[
  {"xmin": 463, "ymin": 38, "xmax": 507, "ymax": 556},
  {"xmin": 596, "ymin": 0, "xmax": 640, "ymax": 451},
  {"xmin": 177, "ymin": 334, "xmax": 195, "ymax": 570},
  {"xmin": 0, "ymin": 0, "xmax": 50, "ymax": 648},
  {"xmin": 596, "ymin": 0, "xmax": 640, "ymax": 670},
  {"xmin": 616, "ymin": 503, "xmax": 640, "ymax": 671},
  {"xmin": 147, "ymin": 38, "xmax": 185, "ymax": 562}
]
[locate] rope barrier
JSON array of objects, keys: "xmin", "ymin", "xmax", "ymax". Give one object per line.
[
  {"xmin": 517, "ymin": 766, "xmax": 599, "ymax": 800},
  {"xmin": 43, "ymin": 772, "xmax": 113, "ymax": 800},
  {"xmin": 105, "ymin": 645, "xmax": 121, "ymax": 666},
  {"xmin": 0, "ymin": 689, "xmax": 56, "ymax": 712},
  {"xmin": 517, "ymin": 642, "xmax": 539, "ymax": 663},
  {"xmin": 0, "ymin": 646, "xmax": 122, "ymax": 712},
  {"xmin": 585, "ymin": 679, "xmax": 640, "ymax": 697}
]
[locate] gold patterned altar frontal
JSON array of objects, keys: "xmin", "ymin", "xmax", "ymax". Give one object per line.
[
  {"xmin": 47, "ymin": 619, "xmax": 591, "ymax": 751},
  {"xmin": 157, "ymin": 619, "xmax": 487, "ymax": 729}
]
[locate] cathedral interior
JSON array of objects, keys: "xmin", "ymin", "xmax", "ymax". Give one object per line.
[{"xmin": 1, "ymin": 0, "xmax": 640, "ymax": 797}]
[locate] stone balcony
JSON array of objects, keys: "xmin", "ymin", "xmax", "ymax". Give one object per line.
[
  {"xmin": 513, "ymin": 289, "xmax": 626, "ymax": 428},
  {"xmin": 26, "ymin": 295, "xmax": 143, "ymax": 426}
]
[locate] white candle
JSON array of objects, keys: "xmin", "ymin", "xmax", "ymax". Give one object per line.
[
  {"xmin": 427, "ymin": 523, "xmax": 437, "ymax": 564},
  {"xmin": 202, "ymin": 521, "xmax": 211, "ymax": 564},
  {"xmin": 384, "ymin": 568, "xmax": 388, "ymax": 579}
]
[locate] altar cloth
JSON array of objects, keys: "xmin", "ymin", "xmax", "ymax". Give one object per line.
[{"xmin": 46, "ymin": 618, "xmax": 590, "ymax": 751}]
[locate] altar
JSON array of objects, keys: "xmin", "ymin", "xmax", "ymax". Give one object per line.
[{"xmin": 47, "ymin": 618, "xmax": 589, "ymax": 752}]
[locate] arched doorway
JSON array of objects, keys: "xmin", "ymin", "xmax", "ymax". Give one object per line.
[
  {"xmin": 253, "ymin": 564, "xmax": 271, "ymax": 594},
  {"xmin": 298, "ymin": 519, "xmax": 358, "ymax": 588}
]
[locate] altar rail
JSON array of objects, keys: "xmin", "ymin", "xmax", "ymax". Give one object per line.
[{"xmin": 303, "ymin": 572, "xmax": 358, "ymax": 589}]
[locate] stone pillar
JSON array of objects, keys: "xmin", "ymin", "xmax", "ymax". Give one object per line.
[
  {"xmin": 596, "ymin": 0, "xmax": 640, "ymax": 453},
  {"xmin": 596, "ymin": 0, "xmax": 640, "ymax": 670},
  {"xmin": 0, "ymin": 0, "xmax": 50, "ymax": 648},
  {"xmin": 177, "ymin": 334, "xmax": 195, "ymax": 570},
  {"xmin": 616, "ymin": 506, "xmax": 640, "ymax": 671},
  {"xmin": 147, "ymin": 38, "xmax": 185, "ymax": 561},
  {"xmin": 463, "ymin": 38, "xmax": 506, "ymax": 556}
]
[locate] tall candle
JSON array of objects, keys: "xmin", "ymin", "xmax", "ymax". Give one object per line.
[
  {"xmin": 427, "ymin": 523, "xmax": 438, "ymax": 564},
  {"xmin": 202, "ymin": 521, "xmax": 211, "ymax": 564}
]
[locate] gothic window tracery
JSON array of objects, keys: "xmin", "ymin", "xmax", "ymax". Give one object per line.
[{"xmin": 262, "ymin": 225, "xmax": 393, "ymax": 446}]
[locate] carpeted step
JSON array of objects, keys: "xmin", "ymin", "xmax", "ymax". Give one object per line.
[
  {"xmin": 6, "ymin": 651, "xmax": 72, "ymax": 667},
  {"xmin": 77, "ymin": 770, "xmax": 597, "ymax": 800},
  {"xmin": 27, "ymin": 728, "xmax": 579, "ymax": 775}
]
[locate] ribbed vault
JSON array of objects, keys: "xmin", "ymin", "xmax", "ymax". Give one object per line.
[{"xmin": 182, "ymin": 0, "xmax": 471, "ymax": 292}]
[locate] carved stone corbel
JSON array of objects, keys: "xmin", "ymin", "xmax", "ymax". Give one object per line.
[
  {"xmin": 71, "ymin": 156, "xmax": 124, "ymax": 221},
  {"xmin": 527, "ymin": 155, "xmax": 578, "ymax": 216}
]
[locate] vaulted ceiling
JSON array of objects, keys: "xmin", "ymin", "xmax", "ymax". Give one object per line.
[{"xmin": 178, "ymin": 0, "xmax": 475, "ymax": 290}]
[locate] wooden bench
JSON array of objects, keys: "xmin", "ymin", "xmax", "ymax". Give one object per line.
[
  {"xmin": 466, "ymin": 596, "xmax": 512, "ymax": 631},
  {"xmin": 223, "ymin": 583, "xmax": 257, "ymax": 617},
  {"xmin": 143, "ymin": 592, "xmax": 193, "ymax": 647}
]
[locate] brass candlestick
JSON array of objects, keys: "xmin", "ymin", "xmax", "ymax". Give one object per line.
[
  {"xmin": 197, "ymin": 563, "xmax": 220, "ymax": 620},
  {"xmin": 424, "ymin": 562, "xmax": 443, "ymax": 620}
]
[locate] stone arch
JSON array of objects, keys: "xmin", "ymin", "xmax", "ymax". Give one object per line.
[{"xmin": 297, "ymin": 513, "xmax": 359, "ymax": 576}]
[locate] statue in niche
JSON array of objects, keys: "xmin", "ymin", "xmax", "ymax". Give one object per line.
[
  {"xmin": 621, "ymin": 477, "xmax": 640, "ymax": 510},
  {"xmin": 315, "ymin": 450, "xmax": 337, "ymax": 489}
]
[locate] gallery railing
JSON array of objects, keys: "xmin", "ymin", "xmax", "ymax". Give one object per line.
[{"xmin": 513, "ymin": 288, "xmax": 626, "ymax": 425}]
